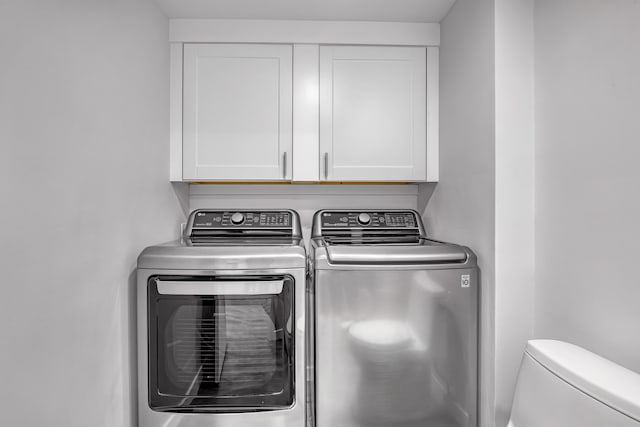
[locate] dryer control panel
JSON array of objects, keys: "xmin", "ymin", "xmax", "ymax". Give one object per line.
[
  {"xmin": 185, "ymin": 210, "xmax": 302, "ymax": 239},
  {"xmin": 192, "ymin": 211, "xmax": 291, "ymax": 228}
]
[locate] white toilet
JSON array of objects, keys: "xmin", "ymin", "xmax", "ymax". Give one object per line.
[{"xmin": 509, "ymin": 339, "xmax": 640, "ymax": 426}]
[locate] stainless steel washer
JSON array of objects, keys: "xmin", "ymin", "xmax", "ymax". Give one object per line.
[
  {"xmin": 137, "ymin": 209, "xmax": 307, "ymax": 427},
  {"xmin": 309, "ymin": 210, "xmax": 478, "ymax": 427}
]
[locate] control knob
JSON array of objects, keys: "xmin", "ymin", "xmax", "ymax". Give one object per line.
[
  {"xmin": 230, "ymin": 212, "xmax": 245, "ymax": 225},
  {"xmin": 357, "ymin": 213, "xmax": 371, "ymax": 225}
]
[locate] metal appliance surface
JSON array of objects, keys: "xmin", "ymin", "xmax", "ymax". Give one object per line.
[
  {"xmin": 137, "ymin": 209, "xmax": 307, "ymax": 427},
  {"xmin": 310, "ymin": 209, "xmax": 478, "ymax": 427}
]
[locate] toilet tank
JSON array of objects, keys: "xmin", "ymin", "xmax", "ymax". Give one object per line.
[{"xmin": 509, "ymin": 340, "xmax": 640, "ymax": 427}]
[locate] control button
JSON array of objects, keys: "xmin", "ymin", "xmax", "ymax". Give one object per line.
[
  {"xmin": 230, "ymin": 212, "xmax": 245, "ymax": 225},
  {"xmin": 357, "ymin": 213, "xmax": 371, "ymax": 225}
]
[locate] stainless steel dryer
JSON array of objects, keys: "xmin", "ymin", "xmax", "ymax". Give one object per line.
[
  {"xmin": 137, "ymin": 209, "xmax": 307, "ymax": 427},
  {"xmin": 309, "ymin": 210, "xmax": 478, "ymax": 427}
]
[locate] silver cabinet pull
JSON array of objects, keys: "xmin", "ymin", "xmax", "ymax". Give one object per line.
[
  {"xmin": 324, "ymin": 152, "xmax": 329, "ymax": 179},
  {"xmin": 283, "ymin": 152, "xmax": 288, "ymax": 179}
]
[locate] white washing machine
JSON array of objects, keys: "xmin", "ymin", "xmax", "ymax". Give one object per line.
[{"xmin": 137, "ymin": 209, "xmax": 307, "ymax": 427}]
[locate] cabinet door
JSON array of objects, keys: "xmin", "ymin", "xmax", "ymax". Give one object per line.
[
  {"xmin": 319, "ymin": 46, "xmax": 426, "ymax": 181},
  {"xmin": 183, "ymin": 44, "xmax": 292, "ymax": 181}
]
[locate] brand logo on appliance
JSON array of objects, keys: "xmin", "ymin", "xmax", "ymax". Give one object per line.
[{"xmin": 461, "ymin": 275, "xmax": 470, "ymax": 288}]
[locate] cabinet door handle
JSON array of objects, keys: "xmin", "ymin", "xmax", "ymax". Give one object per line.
[
  {"xmin": 283, "ymin": 152, "xmax": 288, "ymax": 179},
  {"xmin": 324, "ymin": 152, "xmax": 329, "ymax": 180}
]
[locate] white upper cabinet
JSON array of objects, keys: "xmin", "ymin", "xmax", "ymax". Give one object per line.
[
  {"xmin": 170, "ymin": 20, "xmax": 440, "ymax": 183},
  {"xmin": 182, "ymin": 44, "xmax": 292, "ymax": 181},
  {"xmin": 319, "ymin": 46, "xmax": 426, "ymax": 181}
]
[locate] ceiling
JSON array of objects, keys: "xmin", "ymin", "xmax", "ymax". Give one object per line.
[{"xmin": 154, "ymin": 0, "xmax": 456, "ymax": 23}]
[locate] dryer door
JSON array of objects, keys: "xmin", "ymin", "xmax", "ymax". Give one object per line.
[{"xmin": 147, "ymin": 275, "xmax": 294, "ymax": 412}]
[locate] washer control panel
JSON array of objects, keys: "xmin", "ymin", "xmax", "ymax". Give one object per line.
[
  {"xmin": 191, "ymin": 211, "xmax": 291, "ymax": 229},
  {"xmin": 319, "ymin": 211, "xmax": 418, "ymax": 229}
]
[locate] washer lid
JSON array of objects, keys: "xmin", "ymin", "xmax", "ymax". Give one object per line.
[
  {"xmin": 526, "ymin": 340, "xmax": 640, "ymax": 422},
  {"xmin": 323, "ymin": 240, "xmax": 469, "ymax": 265}
]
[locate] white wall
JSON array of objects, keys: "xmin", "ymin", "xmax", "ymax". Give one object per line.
[
  {"xmin": 494, "ymin": 0, "xmax": 534, "ymax": 425},
  {"xmin": 534, "ymin": 0, "xmax": 640, "ymax": 372},
  {"xmin": 0, "ymin": 1, "xmax": 184, "ymax": 426},
  {"xmin": 424, "ymin": 0, "xmax": 496, "ymax": 426}
]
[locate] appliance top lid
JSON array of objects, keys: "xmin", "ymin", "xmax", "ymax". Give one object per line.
[
  {"xmin": 311, "ymin": 209, "xmax": 426, "ymax": 244},
  {"xmin": 185, "ymin": 209, "xmax": 302, "ymax": 243},
  {"xmin": 311, "ymin": 209, "xmax": 474, "ymax": 265}
]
